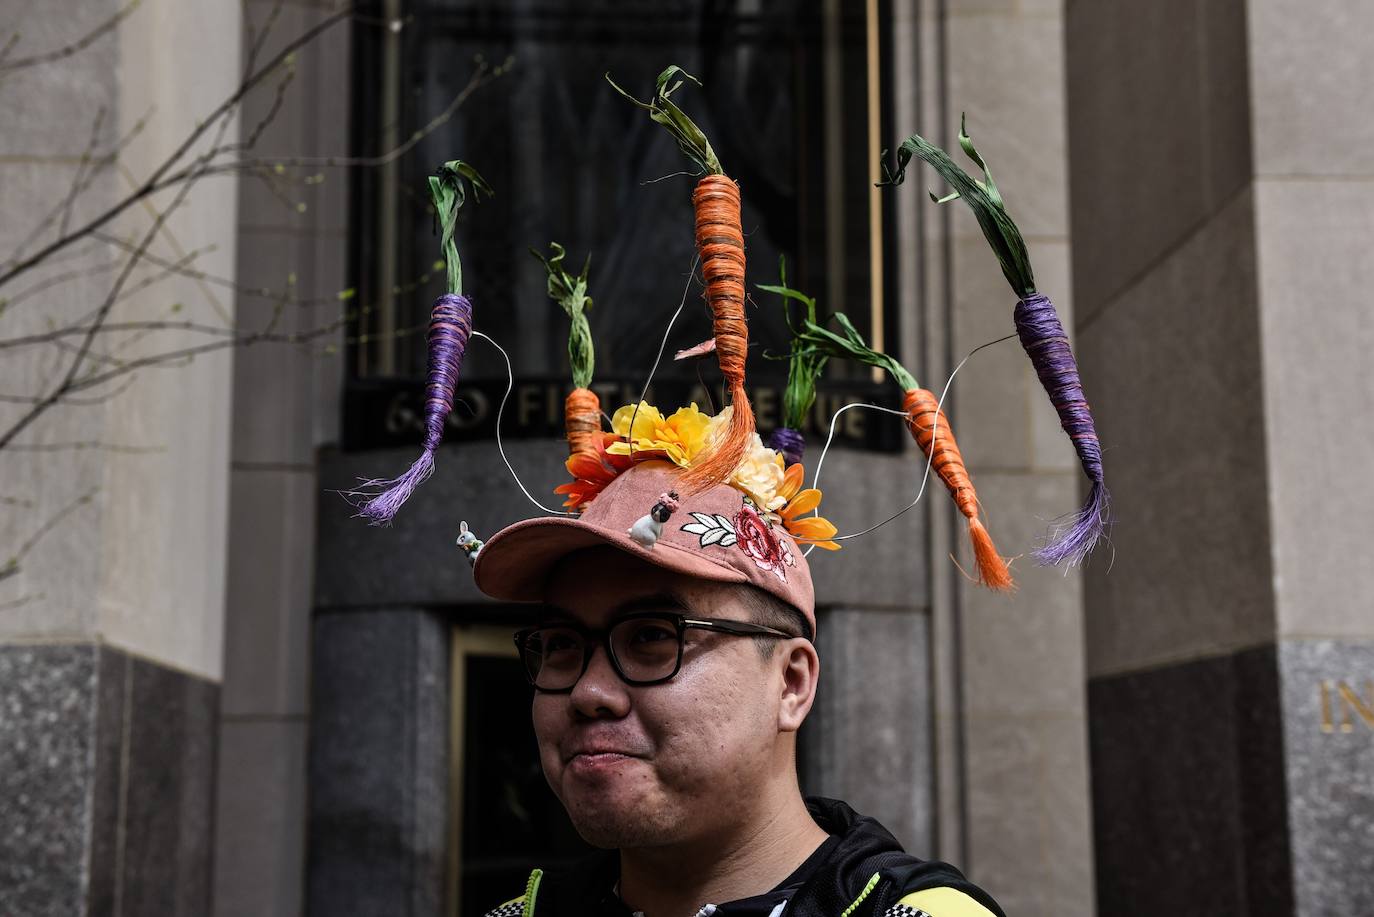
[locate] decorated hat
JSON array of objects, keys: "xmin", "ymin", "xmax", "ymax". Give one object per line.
[
  {"xmin": 475, "ymin": 452, "xmax": 827, "ymax": 633},
  {"xmin": 350, "ymin": 69, "xmax": 1109, "ymax": 633}
]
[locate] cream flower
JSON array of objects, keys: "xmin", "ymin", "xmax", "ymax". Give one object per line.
[
  {"xmin": 729, "ymin": 433, "xmax": 787, "ymax": 511},
  {"xmin": 701, "ymin": 406, "xmax": 786, "ymax": 509}
]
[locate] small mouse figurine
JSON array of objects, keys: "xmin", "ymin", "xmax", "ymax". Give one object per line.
[
  {"xmin": 456, "ymin": 520, "xmax": 484, "ymax": 566},
  {"xmin": 628, "ymin": 492, "xmax": 680, "ymax": 550}
]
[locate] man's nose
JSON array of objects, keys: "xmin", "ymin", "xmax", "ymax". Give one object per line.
[{"xmin": 569, "ymin": 643, "xmax": 631, "ymax": 718}]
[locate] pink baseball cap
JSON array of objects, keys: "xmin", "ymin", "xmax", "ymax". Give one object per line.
[{"xmin": 473, "ymin": 460, "xmax": 816, "ymax": 634}]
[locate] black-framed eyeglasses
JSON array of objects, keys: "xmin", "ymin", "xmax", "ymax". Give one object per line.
[{"xmin": 513, "ymin": 612, "xmax": 801, "ymax": 692}]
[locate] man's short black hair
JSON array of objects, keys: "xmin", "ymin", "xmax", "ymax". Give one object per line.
[{"xmin": 738, "ymin": 584, "xmax": 812, "ymax": 659}]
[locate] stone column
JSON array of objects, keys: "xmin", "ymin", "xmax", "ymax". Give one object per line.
[
  {"xmin": 934, "ymin": 3, "xmax": 1096, "ymax": 915},
  {"xmin": 306, "ymin": 609, "xmax": 451, "ymax": 917},
  {"xmin": 1066, "ymin": 1, "xmax": 1374, "ymax": 913},
  {"xmin": 0, "ymin": 1, "xmax": 241, "ymax": 914},
  {"xmin": 210, "ymin": 3, "xmax": 351, "ymax": 915}
]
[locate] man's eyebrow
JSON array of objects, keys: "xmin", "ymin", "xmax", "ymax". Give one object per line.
[
  {"xmin": 611, "ymin": 592, "xmax": 688, "ymax": 617},
  {"xmin": 534, "ymin": 593, "xmax": 688, "ymax": 626},
  {"xmin": 537, "ymin": 604, "xmax": 575, "ymax": 624}
]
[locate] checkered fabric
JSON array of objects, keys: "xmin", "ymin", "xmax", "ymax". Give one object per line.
[{"xmin": 483, "ymin": 898, "xmax": 524, "ymax": 917}]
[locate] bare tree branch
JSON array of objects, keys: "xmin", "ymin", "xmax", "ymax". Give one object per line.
[
  {"xmin": 0, "ymin": 101, "xmax": 237, "ymax": 448},
  {"xmin": 0, "ymin": 1, "xmax": 141, "ymax": 75},
  {"xmin": 154, "ymin": 56, "xmax": 512, "ymax": 188},
  {"xmin": 0, "ymin": 375, "xmax": 138, "ymax": 406},
  {"xmin": 0, "ymin": 489, "xmax": 96, "ymax": 583},
  {"xmin": 4, "ymin": 441, "xmax": 163, "ymax": 454},
  {"xmin": 3, "ymin": 112, "xmax": 145, "ymax": 269},
  {"xmin": 0, "ymin": 2, "xmax": 354, "ymax": 290},
  {"xmin": 58, "ymin": 106, "xmax": 109, "ymax": 238}
]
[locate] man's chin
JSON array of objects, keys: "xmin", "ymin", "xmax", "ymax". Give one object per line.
[
  {"xmin": 566, "ymin": 807, "xmax": 668, "ymax": 849},
  {"xmin": 557, "ymin": 764, "xmax": 670, "ymax": 848}
]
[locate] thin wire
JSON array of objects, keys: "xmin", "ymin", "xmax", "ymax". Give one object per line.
[
  {"xmin": 640, "ymin": 168, "xmax": 704, "ymax": 185},
  {"xmin": 474, "ymin": 330, "xmax": 573, "ymax": 517},
  {"xmin": 628, "ymin": 254, "xmax": 701, "ymax": 461},
  {"xmin": 804, "ymin": 332, "xmax": 1017, "ymax": 556}
]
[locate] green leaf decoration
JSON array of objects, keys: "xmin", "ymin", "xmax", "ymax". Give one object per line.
[
  {"xmin": 428, "ymin": 159, "xmax": 494, "ymax": 295},
  {"xmin": 798, "ymin": 310, "xmax": 919, "ymax": 393},
  {"xmin": 880, "ymin": 113, "xmax": 1034, "ymax": 297},
  {"xmin": 532, "ymin": 242, "xmax": 595, "ymax": 390},
  {"xmin": 758, "ymin": 257, "xmax": 829, "ymax": 431},
  {"xmin": 606, "ymin": 65, "xmax": 723, "ymax": 176}
]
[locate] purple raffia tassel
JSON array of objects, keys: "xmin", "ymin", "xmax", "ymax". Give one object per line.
[
  {"xmin": 768, "ymin": 427, "xmax": 805, "ymax": 468},
  {"xmin": 1014, "ymin": 292, "xmax": 1111, "ymax": 565},
  {"xmin": 356, "ymin": 293, "xmax": 473, "ymax": 524}
]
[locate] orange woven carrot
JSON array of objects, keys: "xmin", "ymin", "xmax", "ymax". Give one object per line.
[
  {"xmin": 903, "ymin": 389, "xmax": 1013, "ymax": 591},
  {"xmin": 680, "ymin": 173, "xmax": 754, "ymax": 491},
  {"xmin": 608, "ymin": 66, "xmax": 756, "ymax": 493},
  {"xmin": 564, "ymin": 386, "xmax": 602, "ymax": 457},
  {"xmin": 533, "ymin": 242, "xmax": 602, "ymax": 458},
  {"xmin": 798, "ymin": 309, "xmax": 1013, "ymax": 591}
]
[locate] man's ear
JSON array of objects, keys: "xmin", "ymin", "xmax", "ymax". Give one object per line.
[{"xmin": 777, "ymin": 640, "xmax": 819, "ymax": 733}]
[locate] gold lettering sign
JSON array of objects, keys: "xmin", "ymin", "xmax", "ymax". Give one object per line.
[{"xmin": 1319, "ymin": 680, "xmax": 1374, "ymax": 733}]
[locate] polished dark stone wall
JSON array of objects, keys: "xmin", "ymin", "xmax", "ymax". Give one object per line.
[
  {"xmin": 1088, "ymin": 646, "xmax": 1292, "ymax": 917},
  {"xmin": 0, "ymin": 643, "xmax": 217, "ymax": 917},
  {"xmin": 307, "ymin": 609, "xmax": 450, "ymax": 917},
  {"xmin": 1091, "ymin": 640, "xmax": 1374, "ymax": 917},
  {"xmin": 1279, "ymin": 639, "xmax": 1374, "ymax": 916}
]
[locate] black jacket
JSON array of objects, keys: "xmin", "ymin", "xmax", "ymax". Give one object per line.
[{"xmin": 484, "ymin": 797, "xmax": 1006, "ymax": 917}]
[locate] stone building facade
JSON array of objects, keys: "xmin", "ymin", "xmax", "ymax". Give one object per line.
[{"xmin": 1, "ymin": 2, "xmax": 1369, "ymax": 917}]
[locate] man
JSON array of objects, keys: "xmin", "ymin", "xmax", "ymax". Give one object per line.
[{"xmin": 474, "ymin": 459, "xmax": 1005, "ymax": 917}]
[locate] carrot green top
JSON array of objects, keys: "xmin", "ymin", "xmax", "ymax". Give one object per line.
[
  {"xmin": 606, "ymin": 65, "xmax": 723, "ymax": 176},
  {"xmin": 797, "ymin": 309, "xmax": 919, "ymax": 394},
  {"xmin": 428, "ymin": 159, "xmax": 493, "ymax": 295},
  {"xmin": 532, "ymin": 242, "xmax": 595, "ymax": 390},
  {"xmin": 757, "ymin": 257, "xmax": 830, "ymax": 432},
  {"xmin": 881, "ymin": 114, "xmax": 1035, "ymax": 299}
]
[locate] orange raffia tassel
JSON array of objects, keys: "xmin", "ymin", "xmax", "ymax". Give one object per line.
[
  {"xmin": 564, "ymin": 387, "xmax": 602, "ymax": 458},
  {"xmin": 679, "ymin": 174, "xmax": 755, "ymax": 493},
  {"xmin": 903, "ymin": 388, "xmax": 1014, "ymax": 591}
]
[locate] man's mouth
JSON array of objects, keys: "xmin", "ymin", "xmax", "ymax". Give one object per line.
[{"xmin": 564, "ymin": 746, "xmax": 640, "ymax": 763}]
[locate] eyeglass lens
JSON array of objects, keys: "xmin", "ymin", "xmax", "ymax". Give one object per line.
[{"xmin": 521, "ymin": 616, "xmax": 682, "ymax": 690}]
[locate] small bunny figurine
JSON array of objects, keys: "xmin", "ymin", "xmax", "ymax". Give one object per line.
[
  {"xmin": 456, "ymin": 520, "xmax": 484, "ymax": 566},
  {"xmin": 628, "ymin": 492, "xmax": 681, "ymax": 550}
]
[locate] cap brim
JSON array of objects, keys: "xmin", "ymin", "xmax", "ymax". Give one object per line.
[{"xmin": 473, "ymin": 514, "xmax": 751, "ymax": 604}]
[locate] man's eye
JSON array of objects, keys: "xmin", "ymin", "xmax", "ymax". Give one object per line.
[
  {"xmin": 629, "ymin": 624, "xmax": 676, "ymax": 644},
  {"xmin": 543, "ymin": 632, "xmax": 580, "ymax": 653}
]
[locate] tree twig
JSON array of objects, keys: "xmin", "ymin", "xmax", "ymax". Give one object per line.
[
  {"xmin": 0, "ymin": 489, "xmax": 97, "ymax": 583},
  {"xmin": 0, "ymin": 1, "xmax": 141, "ymax": 75},
  {"xmin": 0, "ymin": 3, "xmax": 354, "ymax": 291}
]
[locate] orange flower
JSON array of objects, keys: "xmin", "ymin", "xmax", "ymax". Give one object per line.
[
  {"xmin": 554, "ymin": 433, "xmax": 630, "ymax": 510},
  {"xmin": 776, "ymin": 463, "xmax": 841, "ymax": 550}
]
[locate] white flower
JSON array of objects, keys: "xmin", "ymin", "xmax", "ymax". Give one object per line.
[
  {"xmin": 702, "ymin": 407, "xmax": 786, "ymax": 510},
  {"xmin": 730, "ymin": 433, "xmax": 786, "ymax": 511}
]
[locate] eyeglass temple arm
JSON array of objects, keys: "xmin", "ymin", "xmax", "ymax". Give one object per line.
[{"xmin": 681, "ymin": 618, "xmax": 804, "ymax": 640}]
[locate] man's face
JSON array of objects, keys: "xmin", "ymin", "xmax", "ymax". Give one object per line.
[{"xmin": 533, "ymin": 547, "xmax": 790, "ymax": 849}]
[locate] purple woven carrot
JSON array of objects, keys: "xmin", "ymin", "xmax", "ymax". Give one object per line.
[
  {"xmin": 882, "ymin": 116, "xmax": 1111, "ymax": 565},
  {"xmin": 353, "ymin": 160, "xmax": 491, "ymax": 525},
  {"xmin": 356, "ymin": 294, "xmax": 472, "ymax": 524},
  {"xmin": 768, "ymin": 427, "xmax": 806, "ymax": 468},
  {"xmin": 1014, "ymin": 293, "xmax": 1109, "ymax": 564}
]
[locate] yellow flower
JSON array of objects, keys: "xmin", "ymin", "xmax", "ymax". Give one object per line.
[
  {"xmin": 608, "ymin": 401, "xmax": 713, "ymax": 467},
  {"xmin": 777, "ymin": 462, "xmax": 841, "ymax": 550}
]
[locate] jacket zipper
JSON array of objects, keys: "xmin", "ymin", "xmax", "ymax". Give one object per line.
[
  {"xmin": 522, "ymin": 868, "xmax": 543, "ymax": 917},
  {"xmin": 839, "ymin": 872, "xmax": 881, "ymax": 917}
]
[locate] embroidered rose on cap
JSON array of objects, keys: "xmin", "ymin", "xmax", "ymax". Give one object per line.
[
  {"xmin": 682, "ymin": 497, "xmax": 795, "ymax": 582},
  {"xmin": 733, "ymin": 501, "xmax": 794, "ymax": 582}
]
